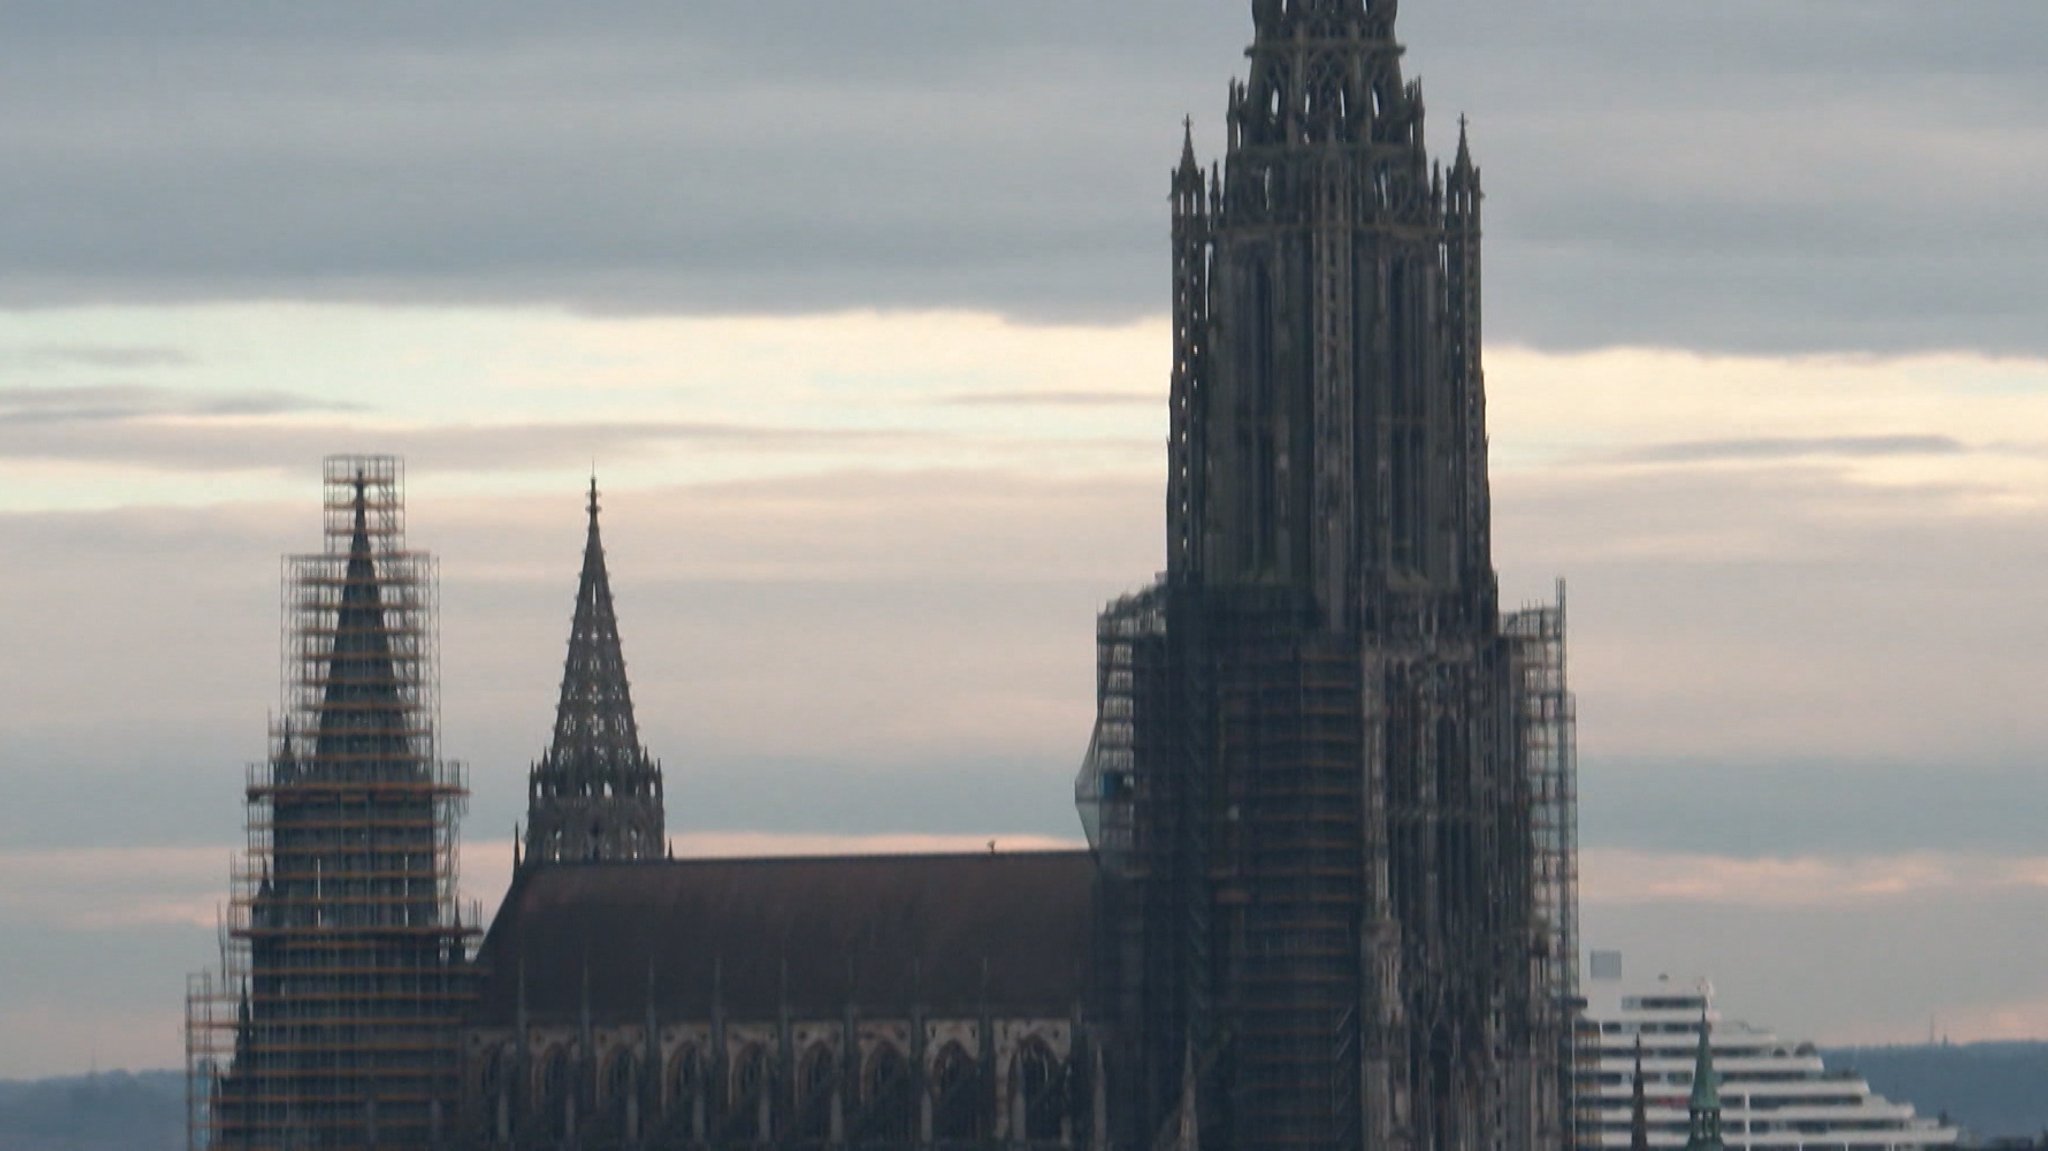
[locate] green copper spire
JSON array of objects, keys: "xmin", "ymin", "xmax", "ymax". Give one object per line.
[{"xmin": 1685, "ymin": 1012, "xmax": 1724, "ymax": 1151}]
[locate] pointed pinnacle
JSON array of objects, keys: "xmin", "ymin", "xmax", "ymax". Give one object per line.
[{"xmin": 350, "ymin": 469, "xmax": 371, "ymax": 544}]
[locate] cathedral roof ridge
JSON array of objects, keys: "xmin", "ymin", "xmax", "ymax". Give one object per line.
[
  {"xmin": 471, "ymin": 850, "xmax": 1097, "ymax": 1023},
  {"xmin": 528, "ymin": 845, "xmax": 1091, "ymax": 870}
]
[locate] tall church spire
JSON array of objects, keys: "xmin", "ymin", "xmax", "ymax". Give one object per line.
[
  {"xmin": 525, "ymin": 477, "xmax": 666, "ymax": 865},
  {"xmin": 556, "ymin": 476, "xmax": 639, "ymax": 752},
  {"xmin": 190, "ymin": 455, "xmax": 474, "ymax": 1149},
  {"xmin": 315, "ymin": 472, "xmax": 407, "ymax": 760}
]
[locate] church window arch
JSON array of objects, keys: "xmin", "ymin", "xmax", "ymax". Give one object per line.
[
  {"xmin": 668, "ymin": 1045, "xmax": 706, "ymax": 1133},
  {"xmin": 859, "ymin": 1044, "xmax": 914, "ymax": 1144},
  {"xmin": 930, "ymin": 1041, "xmax": 982, "ymax": 1142},
  {"xmin": 792, "ymin": 1042, "xmax": 837, "ymax": 1140},
  {"xmin": 537, "ymin": 1045, "xmax": 572, "ymax": 1140},
  {"xmin": 478, "ymin": 1044, "xmax": 514, "ymax": 1142},
  {"xmin": 1017, "ymin": 1040, "xmax": 1065, "ymax": 1142},
  {"xmin": 478, "ymin": 1044, "xmax": 507, "ymax": 1100},
  {"xmin": 605, "ymin": 1049, "xmax": 640, "ymax": 1134},
  {"xmin": 731, "ymin": 1044, "xmax": 770, "ymax": 1111}
]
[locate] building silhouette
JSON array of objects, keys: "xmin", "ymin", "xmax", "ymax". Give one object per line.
[
  {"xmin": 185, "ymin": 4, "xmax": 1576, "ymax": 1149},
  {"xmin": 462, "ymin": 852, "xmax": 1098, "ymax": 1149},
  {"xmin": 1075, "ymin": 1, "xmax": 1575, "ymax": 1149}
]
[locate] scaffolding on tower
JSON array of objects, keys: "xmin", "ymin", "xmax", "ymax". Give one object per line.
[
  {"xmin": 187, "ymin": 455, "xmax": 478, "ymax": 1151},
  {"xmin": 1505, "ymin": 580, "xmax": 1584, "ymax": 1150}
]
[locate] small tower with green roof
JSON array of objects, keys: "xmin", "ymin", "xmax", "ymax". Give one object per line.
[{"xmin": 1686, "ymin": 1013, "xmax": 1725, "ymax": 1151}]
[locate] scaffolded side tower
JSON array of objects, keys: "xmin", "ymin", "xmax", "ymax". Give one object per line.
[
  {"xmin": 1506, "ymin": 583, "xmax": 1583, "ymax": 1150},
  {"xmin": 188, "ymin": 455, "xmax": 477, "ymax": 1150}
]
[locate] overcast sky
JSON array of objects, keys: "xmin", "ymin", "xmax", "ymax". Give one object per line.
[{"xmin": 3, "ymin": 1, "xmax": 2048, "ymax": 1078}]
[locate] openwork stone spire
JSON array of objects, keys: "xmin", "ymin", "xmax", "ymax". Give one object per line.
[{"xmin": 525, "ymin": 477, "xmax": 666, "ymax": 865}]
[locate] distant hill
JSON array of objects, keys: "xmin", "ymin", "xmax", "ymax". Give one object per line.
[
  {"xmin": 1826, "ymin": 1042, "xmax": 2048, "ymax": 1140},
  {"xmin": 2, "ymin": 1048, "xmax": 2045, "ymax": 1148},
  {"xmin": 0, "ymin": 1069, "xmax": 183, "ymax": 1151}
]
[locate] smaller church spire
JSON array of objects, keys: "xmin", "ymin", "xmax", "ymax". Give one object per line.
[
  {"xmin": 1685, "ymin": 1012, "xmax": 1725, "ymax": 1151},
  {"xmin": 1450, "ymin": 114, "xmax": 1479, "ymax": 187},
  {"xmin": 1174, "ymin": 117, "xmax": 1204, "ymax": 200},
  {"xmin": 524, "ymin": 476, "xmax": 667, "ymax": 865},
  {"xmin": 556, "ymin": 472, "xmax": 638, "ymax": 751}
]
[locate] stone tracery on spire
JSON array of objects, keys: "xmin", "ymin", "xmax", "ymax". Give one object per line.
[{"xmin": 525, "ymin": 476, "xmax": 666, "ymax": 865}]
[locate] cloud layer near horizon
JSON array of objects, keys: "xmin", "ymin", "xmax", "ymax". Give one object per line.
[{"xmin": 4, "ymin": 303, "xmax": 2048, "ymax": 1075}]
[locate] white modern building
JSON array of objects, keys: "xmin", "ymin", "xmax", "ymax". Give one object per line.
[{"xmin": 1577, "ymin": 952, "xmax": 1960, "ymax": 1151}]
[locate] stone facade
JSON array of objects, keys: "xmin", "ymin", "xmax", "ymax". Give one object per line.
[
  {"xmin": 462, "ymin": 1015, "xmax": 1096, "ymax": 1149},
  {"xmin": 1080, "ymin": 3, "xmax": 1574, "ymax": 1150},
  {"xmin": 454, "ymin": 854, "xmax": 1102, "ymax": 1151}
]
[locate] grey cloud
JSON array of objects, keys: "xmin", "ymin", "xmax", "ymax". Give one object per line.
[
  {"xmin": 1613, "ymin": 434, "xmax": 1968, "ymax": 465},
  {"xmin": 0, "ymin": 345, "xmax": 195, "ymax": 370},
  {"xmin": 0, "ymin": 383, "xmax": 353, "ymax": 424},
  {"xmin": 1494, "ymin": 460, "xmax": 2048, "ymax": 782},
  {"xmin": 936, "ymin": 390, "xmax": 1157, "ymax": 408},
  {"xmin": 12, "ymin": 455, "xmax": 2048, "ymax": 868},
  {"xmin": 0, "ymin": 410, "xmax": 932, "ymax": 473},
  {"xmin": 1584, "ymin": 885, "xmax": 2048, "ymax": 1048},
  {"xmin": 0, "ymin": 2, "xmax": 2041, "ymax": 354},
  {"xmin": 0, "ymin": 467, "xmax": 1163, "ymax": 859},
  {"xmin": 1579, "ymin": 756, "xmax": 2048, "ymax": 860}
]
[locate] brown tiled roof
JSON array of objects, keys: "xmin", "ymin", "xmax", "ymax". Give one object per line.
[{"xmin": 471, "ymin": 851, "xmax": 1096, "ymax": 1024}]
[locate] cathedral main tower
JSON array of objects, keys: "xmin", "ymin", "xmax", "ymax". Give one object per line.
[{"xmin": 1079, "ymin": 3, "xmax": 1573, "ymax": 1149}]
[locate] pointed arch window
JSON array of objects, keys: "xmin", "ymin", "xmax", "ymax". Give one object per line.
[
  {"xmin": 731, "ymin": 1045, "xmax": 769, "ymax": 1110},
  {"xmin": 669, "ymin": 1045, "xmax": 705, "ymax": 1137},
  {"xmin": 1017, "ymin": 1041, "xmax": 1065, "ymax": 1142},
  {"xmin": 860, "ymin": 1045, "xmax": 914, "ymax": 1144},
  {"xmin": 792, "ymin": 1043, "xmax": 837, "ymax": 1140},
  {"xmin": 931, "ymin": 1042, "xmax": 981, "ymax": 1142},
  {"xmin": 606, "ymin": 1050, "xmax": 641, "ymax": 1140},
  {"xmin": 537, "ymin": 1046, "xmax": 573, "ymax": 1141}
]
